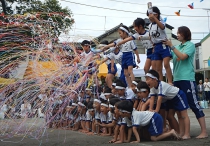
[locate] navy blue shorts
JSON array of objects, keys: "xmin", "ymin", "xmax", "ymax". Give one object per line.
[
  {"xmin": 166, "ymin": 90, "xmax": 189, "ymax": 111},
  {"xmin": 122, "ymin": 52, "xmax": 136, "ymax": 69},
  {"xmin": 174, "ymin": 80, "xmax": 204, "ymax": 119},
  {"xmin": 153, "ymin": 43, "xmax": 172, "ymax": 60},
  {"xmin": 147, "ymin": 48, "xmax": 154, "ymax": 60},
  {"xmin": 148, "ymin": 113, "xmax": 163, "ymax": 136},
  {"xmin": 107, "ymin": 63, "xmax": 117, "ymax": 75},
  {"xmin": 153, "ymin": 102, "xmax": 166, "ymax": 110}
]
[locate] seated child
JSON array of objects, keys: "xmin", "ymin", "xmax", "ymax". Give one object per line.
[
  {"xmin": 78, "ymin": 101, "xmax": 87, "ymax": 132},
  {"xmin": 117, "ymin": 100, "xmax": 180, "ymax": 143},
  {"xmin": 85, "ymin": 101, "xmax": 94, "ymax": 134}
]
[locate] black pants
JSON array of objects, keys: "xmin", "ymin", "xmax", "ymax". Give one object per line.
[{"xmin": 204, "ymin": 91, "xmax": 210, "ymax": 101}]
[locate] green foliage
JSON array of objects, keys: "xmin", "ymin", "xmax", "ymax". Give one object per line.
[{"xmin": 1, "ymin": 0, "xmax": 74, "ymax": 35}]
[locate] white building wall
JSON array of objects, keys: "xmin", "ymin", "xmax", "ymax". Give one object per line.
[{"xmin": 201, "ymin": 37, "xmax": 210, "ymax": 68}]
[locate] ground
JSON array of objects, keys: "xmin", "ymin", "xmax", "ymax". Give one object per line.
[{"xmin": 0, "ymin": 109, "xmax": 210, "ymax": 146}]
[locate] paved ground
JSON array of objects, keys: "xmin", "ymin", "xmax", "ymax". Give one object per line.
[{"xmin": 0, "ymin": 109, "xmax": 210, "ymax": 146}]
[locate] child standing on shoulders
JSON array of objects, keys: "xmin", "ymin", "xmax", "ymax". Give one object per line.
[
  {"xmin": 102, "ymin": 25, "xmax": 140, "ymax": 88},
  {"xmin": 116, "ymin": 18, "xmax": 154, "ymax": 74},
  {"xmin": 147, "ymin": 6, "xmax": 173, "ymax": 84}
]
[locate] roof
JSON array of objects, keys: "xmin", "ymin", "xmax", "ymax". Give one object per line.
[
  {"xmin": 96, "ymin": 18, "xmax": 175, "ymax": 42},
  {"xmin": 200, "ymin": 33, "xmax": 210, "ymax": 43},
  {"xmin": 172, "ymin": 33, "xmax": 177, "ymax": 40},
  {"xmin": 97, "ymin": 23, "xmax": 123, "ymax": 41}
]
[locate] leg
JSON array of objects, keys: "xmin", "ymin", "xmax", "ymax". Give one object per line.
[
  {"xmin": 154, "ymin": 60, "xmax": 163, "ymax": 81},
  {"xmin": 159, "ymin": 109, "xmax": 167, "ymax": 132},
  {"xmin": 167, "ymin": 109, "xmax": 180, "ymax": 134},
  {"xmin": 144, "ymin": 58, "xmax": 152, "ymax": 74},
  {"xmin": 151, "ymin": 129, "xmax": 180, "ymax": 141},
  {"xmin": 178, "ymin": 110, "xmax": 191, "ymax": 139},
  {"xmin": 174, "ymin": 81, "xmax": 208, "ymax": 138},
  {"xmin": 128, "ymin": 65, "xmax": 135, "ymax": 85},
  {"xmin": 163, "ymin": 57, "xmax": 173, "ymax": 84},
  {"xmin": 197, "ymin": 117, "xmax": 208, "ymax": 138},
  {"xmin": 124, "ymin": 69, "xmax": 131, "ymax": 88},
  {"xmin": 105, "ymin": 74, "xmax": 114, "ymax": 88}
]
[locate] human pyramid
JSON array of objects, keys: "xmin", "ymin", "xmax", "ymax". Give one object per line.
[
  {"xmin": 0, "ymin": 2, "xmax": 208, "ymax": 144},
  {"xmin": 43, "ymin": 4, "xmax": 208, "ymax": 143}
]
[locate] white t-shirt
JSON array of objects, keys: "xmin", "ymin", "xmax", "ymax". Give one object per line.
[
  {"xmin": 86, "ymin": 111, "xmax": 92, "ymax": 121},
  {"xmin": 204, "ymin": 82, "xmax": 210, "ymax": 91},
  {"xmin": 149, "ymin": 19, "xmax": 167, "ymax": 44},
  {"xmin": 132, "ymin": 31, "xmax": 153, "ymax": 49},
  {"xmin": 100, "ymin": 53, "xmax": 111, "ymax": 65},
  {"xmin": 80, "ymin": 50, "xmax": 93, "ymax": 58},
  {"xmin": 115, "ymin": 39, "xmax": 137, "ymax": 52},
  {"xmin": 109, "ymin": 50, "xmax": 123, "ymax": 65},
  {"xmin": 95, "ymin": 110, "xmax": 101, "ymax": 120},
  {"xmin": 150, "ymin": 81, "xmax": 179, "ymax": 100},
  {"xmin": 100, "ymin": 112, "xmax": 113, "ymax": 123},
  {"xmin": 132, "ymin": 110, "xmax": 154, "ymax": 126},
  {"xmin": 125, "ymin": 88, "xmax": 135, "ymax": 100},
  {"xmin": 121, "ymin": 117, "xmax": 132, "ymax": 127},
  {"xmin": 80, "ymin": 50, "xmax": 94, "ymax": 68}
]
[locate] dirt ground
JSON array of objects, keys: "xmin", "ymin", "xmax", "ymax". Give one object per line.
[{"xmin": 0, "ymin": 109, "xmax": 210, "ymax": 146}]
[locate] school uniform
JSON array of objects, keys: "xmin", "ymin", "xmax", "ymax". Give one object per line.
[
  {"xmin": 114, "ymin": 39, "xmax": 137, "ymax": 69},
  {"xmin": 109, "ymin": 49, "xmax": 126, "ymax": 85},
  {"xmin": 150, "ymin": 81, "xmax": 189, "ymax": 111},
  {"xmin": 94, "ymin": 110, "xmax": 101, "ymax": 122},
  {"xmin": 121, "ymin": 117, "xmax": 132, "ymax": 128},
  {"xmin": 80, "ymin": 50, "xmax": 94, "ymax": 74},
  {"xmin": 148, "ymin": 19, "xmax": 171, "ymax": 60},
  {"xmin": 132, "ymin": 110, "xmax": 163, "ymax": 136},
  {"xmin": 132, "ymin": 30, "xmax": 154, "ymax": 60},
  {"xmin": 100, "ymin": 53, "xmax": 117, "ymax": 75},
  {"xmin": 85, "ymin": 110, "xmax": 93, "ymax": 122}
]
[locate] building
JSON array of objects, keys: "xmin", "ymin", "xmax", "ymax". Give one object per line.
[
  {"xmin": 96, "ymin": 18, "xmax": 180, "ymax": 54},
  {"xmin": 195, "ymin": 33, "xmax": 210, "ymax": 79}
]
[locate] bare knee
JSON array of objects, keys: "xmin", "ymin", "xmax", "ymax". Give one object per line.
[{"xmin": 164, "ymin": 62, "xmax": 170, "ymax": 69}]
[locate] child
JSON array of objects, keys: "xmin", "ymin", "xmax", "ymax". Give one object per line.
[
  {"xmin": 100, "ymin": 101, "xmax": 113, "ymax": 136},
  {"xmin": 78, "ymin": 101, "xmax": 87, "ymax": 132},
  {"xmin": 111, "ymin": 82, "xmax": 117, "ymax": 96},
  {"xmin": 102, "ymin": 25, "xmax": 140, "ymax": 88},
  {"xmin": 115, "ymin": 80, "xmax": 135, "ymax": 101},
  {"xmin": 147, "ymin": 6, "xmax": 173, "ymax": 84},
  {"xmin": 92, "ymin": 98, "xmax": 102, "ymax": 134},
  {"xmin": 96, "ymin": 52, "xmax": 117, "ymax": 88},
  {"xmin": 103, "ymin": 87, "xmax": 112, "ymax": 101},
  {"xmin": 108, "ymin": 47, "xmax": 126, "ymax": 86},
  {"xmin": 145, "ymin": 69, "xmax": 190, "ymax": 139},
  {"xmin": 85, "ymin": 101, "xmax": 94, "ymax": 133},
  {"xmin": 136, "ymin": 81, "xmax": 150, "ymax": 111},
  {"xmin": 131, "ymin": 80, "xmax": 140, "ymax": 110},
  {"xmin": 116, "ymin": 18, "xmax": 154, "ymax": 74},
  {"xmin": 117, "ymin": 100, "xmax": 180, "ymax": 143}
]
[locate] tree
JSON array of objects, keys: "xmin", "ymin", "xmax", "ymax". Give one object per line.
[{"xmin": 0, "ymin": 0, "xmax": 74, "ymax": 36}]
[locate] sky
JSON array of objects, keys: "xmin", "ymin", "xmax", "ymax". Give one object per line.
[{"xmin": 59, "ymin": 0, "xmax": 210, "ymax": 43}]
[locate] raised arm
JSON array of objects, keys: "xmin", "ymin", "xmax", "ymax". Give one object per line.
[
  {"xmin": 116, "ymin": 36, "xmax": 133, "ymax": 47},
  {"xmin": 149, "ymin": 13, "xmax": 165, "ymax": 30}
]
